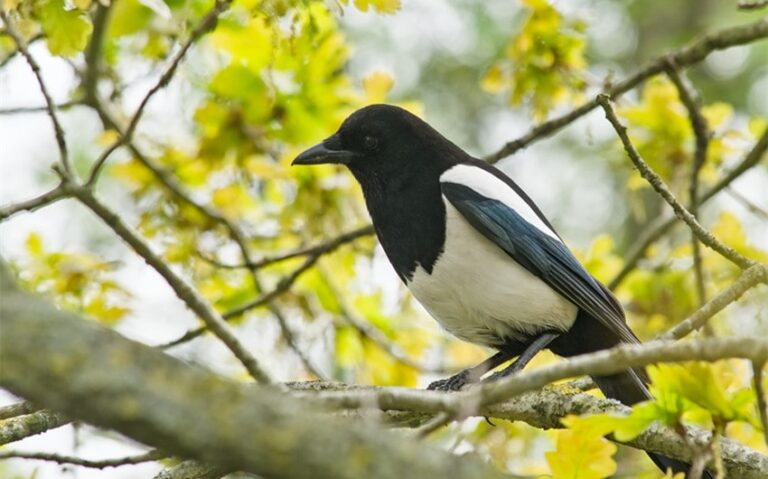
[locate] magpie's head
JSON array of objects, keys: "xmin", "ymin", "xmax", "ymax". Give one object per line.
[{"xmin": 292, "ymin": 104, "xmax": 464, "ymax": 179}]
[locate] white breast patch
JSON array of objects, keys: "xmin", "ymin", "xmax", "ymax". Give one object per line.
[{"xmin": 406, "ymin": 198, "xmax": 578, "ymax": 347}]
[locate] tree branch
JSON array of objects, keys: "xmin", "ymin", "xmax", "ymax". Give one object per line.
[
  {"xmin": 3, "ymin": 265, "xmax": 767, "ymax": 477},
  {"xmin": 85, "ymin": 0, "xmax": 233, "ymax": 184},
  {"xmin": 659, "ymin": 264, "xmax": 768, "ymax": 340},
  {"xmin": 608, "ymin": 126, "xmax": 768, "ymax": 289},
  {"xmin": 290, "ymin": 381, "xmax": 768, "ymax": 478},
  {"xmin": 753, "ymin": 361, "xmax": 768, "ymax": 446},
  {"xmin": 0, "ymin": 10, "xmax": 70, "ymax": 172},
  {"xmin": 161, "ymin": 252, "xmax": 321, "ymax": 349},
  {"xmin": 0, "ymin": 449, "xmax": 165, "ymax": 469},
  {"xmin": 0, "ymin": 265, "xmax": 508, "ymax": 479},
  {"xmin": 0, "ymin": 409, "xmax": 67, "ymax": 445},
  {"xmin": 0, "ymin": 101, "xmax": 79, "ymax": 115},
  {"xmin": 665, "ymin": 60, "xmax": 710, "ymax": 306},
  {"xmin": 67, "ymin": 184, "xmax": 273, "ymax": 384},
  {"xmin": 152, "ymin": 460, "xmax": 230, "ymax": 479},
  {"xmin": 0, "ymin": 401, "xmax": 38, "ymax": 420},
  {"xmin": 486, "ymin": 17, "xmax": 768, "ymax": 163},
  {"xmin": 597, "ymin": 94, "xmax": 756, "ymax": 270},
  {"xmin": 0, "ymin": 184, "xmax": 70, "ymax": 222}
]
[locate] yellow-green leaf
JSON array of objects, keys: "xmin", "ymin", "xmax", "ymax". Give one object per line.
[{"xmin": 39, "ymin": 0, "xmax": 93, "ymax": 57}]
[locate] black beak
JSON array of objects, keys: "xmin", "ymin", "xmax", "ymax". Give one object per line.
[{"xmin": 292, "ymin": 135, "xmax": 356, "ymax": 166}]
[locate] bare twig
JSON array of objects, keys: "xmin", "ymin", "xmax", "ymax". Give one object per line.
[
  {"xmin": 597, "ymin": 94, "xmax": 756, "ymax": 270},
  {"xmin": 68, "ymin": 184, "xmax": 273, "ymax": 384},
  {"xmin": 753, "ymin": 360, "xmax": 768, "ymax": 446},
  {"xmin": 0, "ymin": 10, "xmax": 70, "ymax": 172},
  {"xmin": 0, "ymin": 185, "xmax": 69, "ymax": 222},
  {"xmin": 81, "ymin": 3, "xmax": 112, "ymax": 106},
  {"xmin": 160, "ymin": 253, "xmax": 321, "ymax": 348},
  {"xmin": 0, "ymin": 401, "xmax": 38, "ymax": 420},
  {"xmin": 0, "ymin": 101, "xmax": 80, "ymax": 115},
  {"xmin": 659, "ymin": 264, "xmax": 768, "ymax": 340},
  {"xmin": 727, "ymin": 188, "xmax": 768, "ymax": 220},
  {"xmin": 412, "ymin": 411, "xmax": 452, "ymax": 437},
  {"xmin": 750, "ymin": 359, "xmax": 768, "ymax": 448},
  {"xmin": 485, "ymin": 17, "xmax": 768, "ymax": 163},
  {"xmin": 85, "ymin": 0, "xmax": 233, "ymax": 184},
  {"xmin": 0, "ymin": 449, "xmax": 165, "ymax": 469},
  {"xmin": 210, "ymin": 226, "xmax": 375, "ymax": 270},
  {"xmin": 318, "ymin": 265, "xmax": 449, "ymax": 374},
  {"xmin": 0, "ymin": 33, "xmax": 42, "ymax": 68},
  {"xmin": 609, "ymin": 127, "xmax": 768, "ymax": 289},
  {"xmin": 666, "ymin": 61, "xmax": 710, "ymax": 306},
  {"xmin": 88, "ymin": 95, "xmax": 324, "ymax": 379}
]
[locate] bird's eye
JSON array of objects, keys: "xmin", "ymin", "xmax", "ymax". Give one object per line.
[{"xmin": 363, "ymin": 135, "xmax": 379, "ymax": 151}]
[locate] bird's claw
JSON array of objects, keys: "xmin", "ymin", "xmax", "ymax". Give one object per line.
[{"xmin": 427, "ymin": 370, "xmax": 470, "ymax": 391}]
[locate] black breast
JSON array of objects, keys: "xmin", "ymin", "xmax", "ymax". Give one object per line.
[{"xmin": 354, "ymin": 170, "xmax": 447, "ymax": 282}]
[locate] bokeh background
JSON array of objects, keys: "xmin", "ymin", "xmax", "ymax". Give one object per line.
[{"xmin": 1, "ymin": 0, "xmax": 767, "ymax": 477}]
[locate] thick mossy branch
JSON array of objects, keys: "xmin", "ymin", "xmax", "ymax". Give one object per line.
[{"xmin": 0, "ymin": 264, "xmax": 506, "ymax": 479}]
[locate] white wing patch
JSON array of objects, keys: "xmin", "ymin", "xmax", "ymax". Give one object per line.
[
  {"xmin": 440, "ymin": 164, "xmax": 560, "ymax": 241},
  {"xmin": 407, "ymin": 201, "xmax": 578, "ymax": 347}
]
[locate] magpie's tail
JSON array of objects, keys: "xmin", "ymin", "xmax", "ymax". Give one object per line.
[{"xmin": 593, "ymin": 370, "xmax": 713, "ymax": 479}]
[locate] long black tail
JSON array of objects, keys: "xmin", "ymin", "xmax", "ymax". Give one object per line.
[{"xmin": 593, "ymin": 371, "xmax": 712, "ymax": 478}]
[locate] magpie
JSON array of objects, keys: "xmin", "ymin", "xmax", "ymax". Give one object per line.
[{"xmin": 293, "ymin": 104, "xmax": 701, "ymax": 476}]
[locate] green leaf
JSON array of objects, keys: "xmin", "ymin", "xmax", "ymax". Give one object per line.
[{"xmin": 38, "ymin": 0, "xmax": 93, "ymax": 57}]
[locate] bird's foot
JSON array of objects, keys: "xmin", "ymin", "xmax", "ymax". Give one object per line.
[{"xmin": 427, "ymin": 370, "xmax": 471, "ymax": 391}]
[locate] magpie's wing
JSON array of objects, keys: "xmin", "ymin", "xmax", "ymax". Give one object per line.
[{"xmin": 441, "ymin": 178, "xmax": 639, "ymax": 345}]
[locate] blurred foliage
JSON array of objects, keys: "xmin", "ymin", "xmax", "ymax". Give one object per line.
[
  {"xmin": 2, "ymin": 0, "xmax": 767, "ymax": 477},
  {"xmin": 483, "ymin": 0, "xmax": 587, "ymax": 119},
  {"xmin": 14, "ymin": 232, "xmax": 131, "ymax": 325}
]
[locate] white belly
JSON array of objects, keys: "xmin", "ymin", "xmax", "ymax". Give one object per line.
[{"xmin": 407, "ymin": 201, "xmax": 578, "ymax": 347}]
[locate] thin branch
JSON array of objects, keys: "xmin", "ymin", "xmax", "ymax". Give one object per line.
[
  {"xmin": 659, "ymin": 265, "xmax": 767, "ymax": 340},
  {"xmin": 318, "ymin": 264, "xmax": 450, "ymax": 374},
  {"xmin": 160, "ymin": 253, "xmax": 321, "ymax": 349},
  {"xmin": 210, "ymin": 225, "xmax": 375, "ymax": 270},
  {"xmin": 412, "ymin": 411, "xmax": 452, "ymax": 438},
  {"xmin": 270, "ymin": 302, "xmax": 328, "ymax": 380},
  {"xmin": 224, "ymin": 255, "xmax": 325, "ymax": 317},
  {"xmin": 0, "ymin": 10, "xmax": 70, "ymax": 172},
  {"xmin": 666, "ymin": 60, "xmax": 710, "ymax": 306},
  {"xmin": 88, "ymin": 95, "xmax": 324, "ymax": 379},
  {"xmin": 0, "ymin": 184, "xmax": 70, "ymax": 222},
  {"xmin": 753, "ymin": 360, "xmax": 768, "ymax": 446},
  {"xmin": 0, "ymin": 410, "xmax": 67, "ymax": 445},
  {"xmin": 727, "ymin": 187, "xmax": 768, "ymax": 220},
  {"xmin": 67, "ymin": 184, "xmax": 273, "ymax": 384},
  {"xmin": 608, "ymin": 211, "xmax": 674, "ymax": 289},
  {"xmin": 85, "ymin": 0, "xmax": 233, "ymax": 185},
  {"xmin": 608, "ymin": 126, "xmax": 768, "ymax": 289},
  {"xmin": 485, "ymin": 17, "xmax": 768, "ymax": 163},
  {"xmin": 0, "ymin": 449, "xmax": 165, "ymax": 469},
  {"xmin": 81, "ymin": 2, "xmax": 112, "ymax": 106},
  {"xmin": 597, "ymin": 94, "xmax": 755, "ymax": 270},
  {"xmin": 0, "ymin": 401, "xmax": 38, "ymax": 420},
  {"xmin": 0, "ymin": 33, "xmax": 42, "ymax": 68},
  {"xmin": 0, "ymin": 101, "xmax": 80, "ymax": 115}
]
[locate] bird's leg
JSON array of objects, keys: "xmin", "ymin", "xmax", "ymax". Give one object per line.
[
  {"xmin": 482, "ymin": 332, "xmax": 560, "ymax": 384},
  {"xmin": 427, "ymin": 350, "xmax": 514, "ymax": 392}
]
